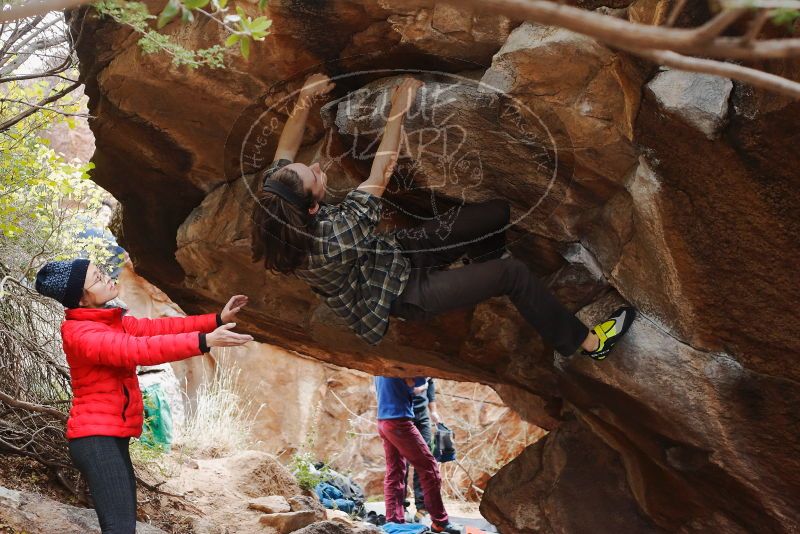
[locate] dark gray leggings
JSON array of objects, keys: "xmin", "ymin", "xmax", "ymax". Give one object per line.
[
  {"xmin": 393, "ymin": 199, "xmax": 589, "ymax": 356},
  {"xmin": 69, "ymin": 436, "xmax": 137, "ymax": 534}
]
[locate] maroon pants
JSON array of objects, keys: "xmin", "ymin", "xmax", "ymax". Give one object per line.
[{"xmin": 378, "ymin": 418, "xmax": 449, "ymax": 525}]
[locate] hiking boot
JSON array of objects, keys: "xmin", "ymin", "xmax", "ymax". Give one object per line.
[
  {"xmin": 582, "ymin": 306, "xmax": 636, "ymax": 360},
  {"xmin": 432, "ymin": 521, "xmax": 463, "ymax": 534}
]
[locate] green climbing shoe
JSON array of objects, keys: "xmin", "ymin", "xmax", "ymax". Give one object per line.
[{"xmin": 582, "ymin": 306, "xmax": 636, "ymax": 360}]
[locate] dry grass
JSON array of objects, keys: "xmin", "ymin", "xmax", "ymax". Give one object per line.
[{"xmin": 174, "ymin": 350, "xmax": 263, "ymax": 459}]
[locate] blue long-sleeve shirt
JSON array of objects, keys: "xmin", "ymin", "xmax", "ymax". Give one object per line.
[{"xmin": 374, "ymin": 376, "xmax": 426, "ymax": 420}]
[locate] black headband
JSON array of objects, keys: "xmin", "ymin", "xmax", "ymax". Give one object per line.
[{"xmin": 262, "ymin": 179, "xmax": 309, "ymax": 212}]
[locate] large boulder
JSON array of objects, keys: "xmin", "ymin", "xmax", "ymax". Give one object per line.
[
  {"xmin": 0, "ymin": 486, "xmax": 166, "ymax": 533},
  {"xmin": 72, "ymin": 1, "xmax": 800, "ymax": 532},
  {"xmin": 481, "ymin": 420, "xmax": 663, "ymax": 534}
]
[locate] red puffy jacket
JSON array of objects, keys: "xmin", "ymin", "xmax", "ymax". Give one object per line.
[{"xmin": 60, "ymin": 307, "xmax": 219, "ymax": 440}]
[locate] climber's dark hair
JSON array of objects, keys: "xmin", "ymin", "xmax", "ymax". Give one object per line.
[{"xmin": 251, "ymin": 166, "xmax": 314, "ymax": 274}]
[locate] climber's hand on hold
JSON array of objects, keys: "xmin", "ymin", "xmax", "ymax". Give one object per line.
[
  {"xmin": 207, "ymin": 323, "xmax": 253, "ymax": 348},
  {"xmin": 273, "ymin": 74, "xmax": 334, "ymax": 162},
  {"xmin": 389, "ymin": 77, "xmax": 423, "ymax": 119},
  {"xmin": 360, "ymin": 77, "xmax": 422, "ymax": 198}
]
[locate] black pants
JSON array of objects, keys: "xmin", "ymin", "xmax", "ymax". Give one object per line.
[
  {"xmin": 392, "ymin": 199, "xmax": 589, "ymax": 356},
  {"xmin": 69, "ymin": 436, "xmax": 137, "ymax": 534},
  {"xmin": 404, "ymin": 405, "xmax": 433, "ymax": 510}
]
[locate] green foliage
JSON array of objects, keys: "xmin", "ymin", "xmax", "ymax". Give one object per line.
[
  {"xmin": 93, "ymin": 0, "xmax": 272, "ymax": 68},
  {"xmin": 772, "ymin": 8, "xmax": 800, "ymax": 31},
  {"xmin": 290, "ymin": 451, "xmax": 330, "ymax": 492},
  {"xmin": 0, "ymin": 82, "xmax": 112, "ymax": 280},
  {"xmin": 129, "ymin": 438, "xmax": 172, "ymax": 479},
  {"xmin": 288, "ymin": 403, "xmax": 332, "ymax": 492}
]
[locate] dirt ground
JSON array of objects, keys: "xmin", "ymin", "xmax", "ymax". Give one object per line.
[{"xmin": 0, "ymin": 448, "xmax": 489, "ymax": 533}]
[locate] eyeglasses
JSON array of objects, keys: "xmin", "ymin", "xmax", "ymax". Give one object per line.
[{"xmin": 84, "ymin": 268, "xmax": 111, "ymax": 291}]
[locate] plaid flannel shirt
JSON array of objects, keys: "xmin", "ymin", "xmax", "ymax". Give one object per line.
[{"xmin": 263, "ymin": 160, "xmax": 410, "ymax": 344}]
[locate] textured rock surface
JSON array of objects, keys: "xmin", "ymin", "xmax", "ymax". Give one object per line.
[
  {"xmin": 158, "ymin": 450, "xmax": 312, "ymax": 533},
  {"xmin": 294, "ymin": 520, "xmax": 380, "ymax": 534},
  {"xmin": 258, "ymin": 510, "xmax": 318, "ymax": 533},
  {"xmin": 0, "ymin": 485, "xmax": 166, "ymax": 533},
  {"xmin": 646, "ymin": 69, "xmax": 733, "ymax": 140},
  {"xmin": 119, "ymin": 263, "xmax": 543, "ymax": 499},
  {"xmin": 249, "ymin": 495, "xmax": 292, "ymax": 514},
  {"xmin": 72, "ymin": 1, "xmax": 800, "ymax": 532},
  {"xmin": 481, "ymin": 420, "xmax": 663, "ymax": 534}
]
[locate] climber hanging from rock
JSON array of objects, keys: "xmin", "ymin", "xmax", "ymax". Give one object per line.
[{"xmin": 250, "ymin": 73, "xmax": 635, "ymax": 360}]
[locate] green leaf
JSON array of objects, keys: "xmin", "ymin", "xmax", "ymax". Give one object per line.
[
  {"xmin": 218, "ymin": 0, "xmax": 228, "ymax": 7},
  {"xmin": 240, "ymin": 37, "xmax": 250, "ymax": 59},
  {"xmin": 258, "ymin": 0, "xmax": 268, "ymax": 9},
  {"xmin": 772, "ymin": 8, "xmax": 800, "ymax": 31},
  {"xmin": 224, "ymin": 33, "xmax": 240, "ymax": 47},
  {"xmin": 181, "ymin": 6, "xmax": 194, "ymax": 22},
  {"xmin": 182, "ymin": 0, "xmax": 209, "ymax": 8},
  {"xmin": 248, "ymin": 17, "xmax": 271, "ymax": 33},
  {"xmin": 157, "ymin": 0, "xmax": 181, "ymax": 28}
]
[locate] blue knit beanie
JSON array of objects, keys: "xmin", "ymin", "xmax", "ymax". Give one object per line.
[{"xmin": 34, "ymin": 259, "xmax": 90, "ymax": 308}]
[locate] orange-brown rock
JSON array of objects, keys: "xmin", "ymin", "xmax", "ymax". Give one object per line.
[{"xmin": 118, "ymin": 263, "xmax": 543, "ymax": 499}]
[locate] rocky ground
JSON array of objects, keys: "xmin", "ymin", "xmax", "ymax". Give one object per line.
[
  {"xmin": 0, "ymin": 450, "xmax": 379, "ymax": 534},
  {"xmin": 0, "ymin": 450, "xmax": 493, "ymax": 533}
]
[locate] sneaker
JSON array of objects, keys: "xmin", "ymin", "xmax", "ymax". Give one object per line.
[
  {"xmin": 414, "ymin": 508, "xmax": 430, "ymax": 524},
  {"xmin": 432, "ymin": 521, "xmax": 463, "ymax": 534},
  {"xmin": 582, "ymin": 306, "xmax": 636, "ymax": 360}
]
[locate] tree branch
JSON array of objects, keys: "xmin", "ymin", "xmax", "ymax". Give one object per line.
[
  {"xmin": 0, "ymin": 16, "xmax": 43, "ymax": 57},
  {"xmin": 626, "ymin": 47, "xmax": 800, "ymax": 99},
  {"xmin": 456, "ymin": 0, "xmax": 800, "ymax": 61},
  {"xmin": 665, "ymin": 0, "xmax": 688, "ymax": 27},
  {"xmin": 0, "ymin": 32, "xmax": 69, "ymax": 76},
  {"xmin": 742, "ymin": 9, "xmax": 773, "ymax": 46},
  {"xmin": 691, "ymin": 7, "xmax": 748, "ymax": 43},
  {"xmin": 0, "ymin": 0, "xmax": 91, "ymax": 24},
  {"xmin": 0, "ymin": 390, "xmax": 68, "ymax": 421},
  {"xmin": 0, "ymin": 79, "xmax": 80, "ymax": 132},
  {"xmin": 0, "ymin": 15, "xmax": 60, "ymax": 63}
]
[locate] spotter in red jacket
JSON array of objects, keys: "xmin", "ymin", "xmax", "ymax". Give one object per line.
[{"xmin": 60, "ymin": 307, "xmax": 219, "ymax": 440}]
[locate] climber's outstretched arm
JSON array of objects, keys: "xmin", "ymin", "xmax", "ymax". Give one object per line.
[
  {"xmin": 358, "ymin": 77, "xmax": 422, "ymax": 198},
  {"xmin": 272, "ymin": 73, "xmax": 335, "ymax": 162}
]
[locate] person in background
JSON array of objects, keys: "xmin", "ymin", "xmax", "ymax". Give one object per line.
[
  {"xmin": 404, "ymin": 377, "xmax": 441, "ymax": 523},
  {"xmin": 374, "ymin": 376, "xmax": 462, "ymax": 534},
  {"xmin": 34, "ymin": 259, "xmax": 253, "ymax": 534}
]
